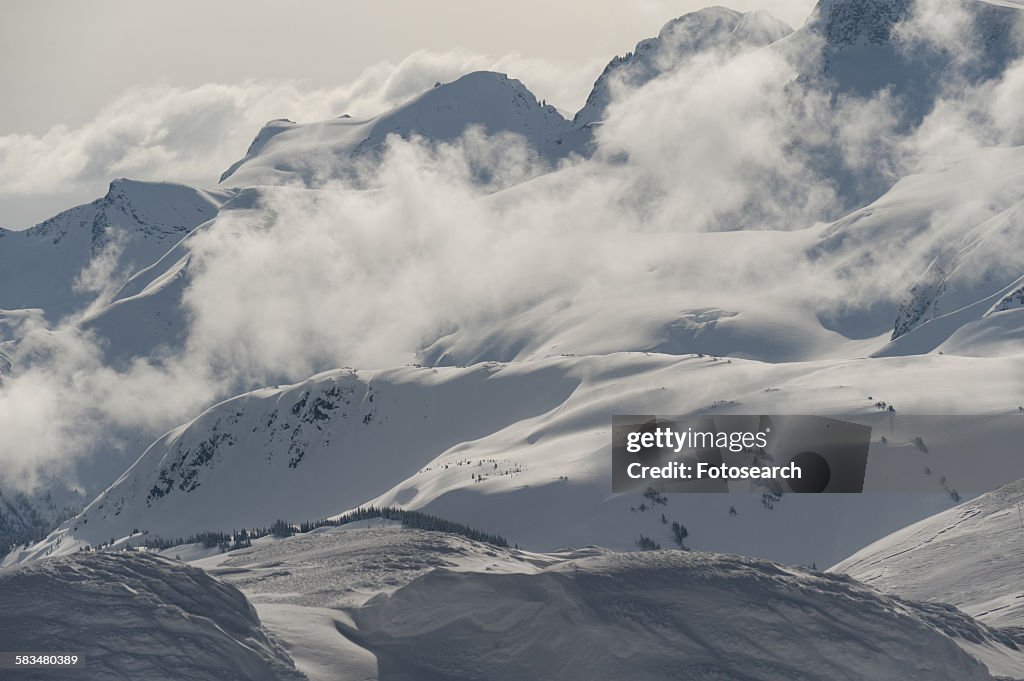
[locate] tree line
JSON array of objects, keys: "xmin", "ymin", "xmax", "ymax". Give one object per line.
[{"xmin": 137, "ymin": 505, "xmax": 510, "ymax": 553}]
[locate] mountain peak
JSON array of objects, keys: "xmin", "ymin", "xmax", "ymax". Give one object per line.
[
  {"xmin": 573, "ymin": 7, "xmax": 792, "ymax": 126},
  {"xmin": 0, "ymin": 180, "xmax": 231, "ymax": 320},
  {"xmin": 807, "ymin": 0, "xmax": 1023, "ymax": 48},
  {"xmin": 219, "ymin": 70, "xmax": 574, "ymax": 188}
]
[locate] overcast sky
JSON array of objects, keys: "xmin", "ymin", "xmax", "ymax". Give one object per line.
[{"xmin": 0, "ymin": 0, "xmax": 815, "ymax": 227}]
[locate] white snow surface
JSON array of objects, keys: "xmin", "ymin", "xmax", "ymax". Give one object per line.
[
  {"xmin": 351, "ymin": 550, "xmax": 1005, "ymax": 681},
  {"xmin": 186, "ymin": 525, "xmax": 1020, "ymax": 681},
  {"xmin": 193, "ymin": 525, "xmax": 584, "ymax": 681},
  {"xmin": 66, "ymin": 143, "xmax": 1024, "ymax": 373},
  {"xmin": 15, "ymin": 350, "xmax": 1024, "ymax": 570},
  {"xmin": 0, "ymin": 551, "xmax": 303, "ymax": 681},
  {"xmin": 835, "ymin": 478, "xmax": 1024, "ymax": 630}
]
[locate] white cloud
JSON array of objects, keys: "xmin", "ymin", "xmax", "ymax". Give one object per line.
[
  {"xmin": 893, "ymin": 0, "xmax": 978, "ymax": 65},
  {"xmin": 0, "ymin": 50, "xmax": 602, "ymax": 228}
]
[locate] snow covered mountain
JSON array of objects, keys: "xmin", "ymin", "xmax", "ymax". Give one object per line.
[
  {"xmin": 574, "ymin": 7, "xmax": 793, "ymax": 128},
  {"xmin": 0, "ymin": 179, "xmax": 231, "ymax": 324},
  {"xmin": 5, "ymin": 1, "xmax": 1024, "ymax": 675},
  {"xmin": 219, "ymin": 8, "xmax": 796, "ymax": 191},
  {"xmin": 73, "ymin": 186, "xmax": 267, "ymax": 366},
  {"xmin": 0, "ymin": 551, "xmax": 303, "ymax": 681},
  {"xmin": 49, "ymin": 142, "xmax": 1024, "ymax": 378},
  {"xmin": 800, "ymin": 0, "xmax": 1023, "ymax": 118},
  {"xmin": 813, "ymin": 146, "xmax": 1024, "ymax": 352},
  {"xmin": 219, "ymin": 72, "xmax": 578, "ymax": 189},
  {"xmin": 49, "ymin": 1, "xmax": 1022, "ymax": 374},
  {"xmin": 64, "ymin": 146, "xmax": 1024, "ymax": 376},
  {"xmin": 16, "ymin": 348, "xmax": 1024, "ymax": 570}
]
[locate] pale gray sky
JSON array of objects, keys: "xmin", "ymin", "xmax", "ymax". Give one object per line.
[{"xmin": 0, "ymin": 0, "xmax": 815, "ymax": 227}]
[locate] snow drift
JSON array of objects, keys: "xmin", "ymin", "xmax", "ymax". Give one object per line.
[
  {"xmin": 350, "ymin": 549, "xmax": 1001, "ymax": 681},
  {"xmin": 0, "ymin": 551, "xmax": 302, "ymax": 681}
]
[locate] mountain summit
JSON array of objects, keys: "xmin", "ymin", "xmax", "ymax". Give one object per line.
[
  {"xmin": 574, "ymin": 7, "xmax": 793, "ymax": 128},
  {"xmin": 219, "ymin": 71, "xmax": 575, "ymax": 188}
]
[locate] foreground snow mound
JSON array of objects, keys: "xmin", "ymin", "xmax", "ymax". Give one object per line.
[
  {"xmin": 194, "ymin": 525, "xmax": 610, "ymax": 681},
  {"xmin": 0, "ymin": 552, "xmax": 303, "ymax": 681},
  {"xmin": 351, "ymin": 550, "xmax": 996, "ymax": 681}
]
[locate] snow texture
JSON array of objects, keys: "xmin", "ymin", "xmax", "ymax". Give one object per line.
[
  {"xmin": 0, "ymin": 551, "xmax": 303, "ymax": 680},
  {"xmin": 350, "ymin": 548, "xmax": 1000, "ymax": 681}
]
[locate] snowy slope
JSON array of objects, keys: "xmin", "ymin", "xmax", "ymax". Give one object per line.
[
  {"xmin": 887, "ymin": 195, "xmax": 1024, "ymax": 343},
  {"xmin": 220, "ymin": 72, "xmax": 577, "ymax": 188},
  {"xmin": 834, "ymin": 478, "xmax": 1024, "ymax": 630},
  {"xmin": 0, "ymin": 551, "xmax": 303, "ymax": 681},
  {"xmin": 814, "ymin": 146, "xmax": 1024, "ymax": 349},
  {"xmin": 50, "ymin": 4, "xmax": 1024, "ymax": 373},
  {"xmin": 0, "ymin": 180, "xmax": 231, "ymax": 323},
  {"xmin": 74, "ymin": 187, "xmax": 266, "ymax": 365},
  {"xmin": 17, "ymin": 360, "xmax": 580, "ymax": 555},
  {"xmin": 426, "ymin": 145, "xmax": 1024, "ymax": 363},
  {"xmin": 56, "ymin": 140, "xmax": 1024, "ymax": 376},
  {"xmin": 351, "ymin": 548, "xmax": 1002, "ymax": 681},
  {"xmin": 66, "ymin": 183, "xmax": 867, "ymax": 369},
  {"xmin": 17, "ymin": 349, "xmax": 1024, "ymax": 570}
]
